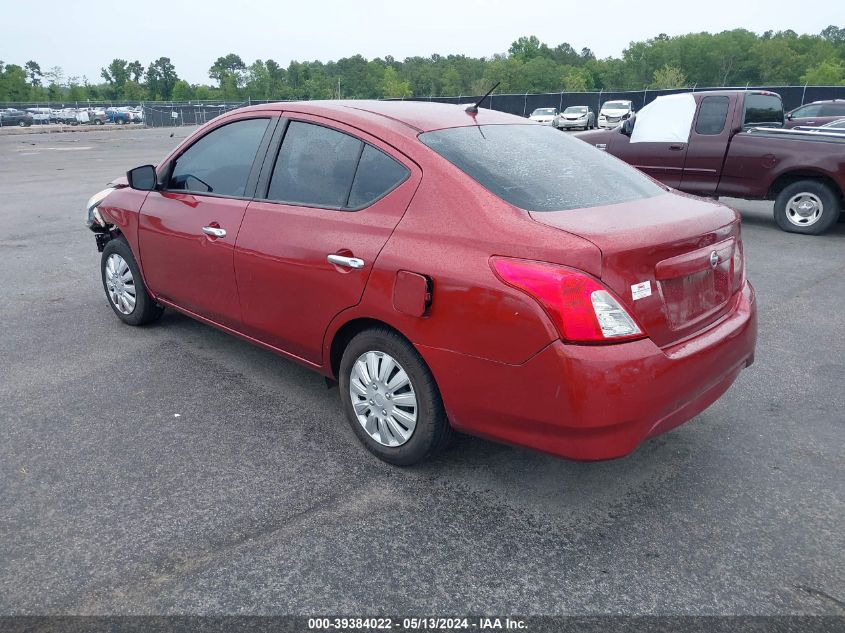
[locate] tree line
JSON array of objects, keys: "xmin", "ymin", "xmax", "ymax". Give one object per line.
[{"xmin": 1, "ymin": 27, "xmax": 844, "ymax": 104}]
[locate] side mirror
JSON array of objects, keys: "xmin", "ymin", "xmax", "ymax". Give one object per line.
[
  {"xmin": 620, "ymin": 116, "xmax": 636, "ymax": 136},
  {"xmin": 127, "ymin": 164, "xmax": 157, "ymax": 191},
  {"xmin": 786, "ymin": 113, "xmax": 794, "ymax": 120}
]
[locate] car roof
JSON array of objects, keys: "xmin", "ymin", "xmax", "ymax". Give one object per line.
[{"xmin": 237, "ymin": 100, "xmax": 526, "ymax": 136}]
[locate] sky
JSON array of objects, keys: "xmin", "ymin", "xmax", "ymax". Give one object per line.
[{"xmin": 1, "ymin": 0, "xmax": 842, "ymax": 84}]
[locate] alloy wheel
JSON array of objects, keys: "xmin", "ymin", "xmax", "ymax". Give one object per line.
[{"xmin": 786, "ymin": 192, "xmax": 823, "ymax": 227}]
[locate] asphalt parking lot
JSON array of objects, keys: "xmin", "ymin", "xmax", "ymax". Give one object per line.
[{"xmin": 0, "ymin": 126, "xmax": 843, "ymax": 616}]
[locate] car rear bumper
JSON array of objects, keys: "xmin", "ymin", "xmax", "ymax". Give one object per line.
[{"xmin": 420, "ymin": 281, "xmax": 757, "ymax": 461}]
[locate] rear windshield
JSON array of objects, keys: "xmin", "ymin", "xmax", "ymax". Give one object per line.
[
  {"xmin": 419, "ymin": 124, "xmax": 664, "ymax": 212},
  {"xmin": 743, "ymin": 94, "xmax": 784, "ymax": 128}
]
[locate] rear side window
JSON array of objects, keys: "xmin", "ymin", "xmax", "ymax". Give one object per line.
[
  {"xmin": 820, "ymin": 103, "xmax": 845, "ymax": 116},
  {"xmin": 695, "ymin": 96, "xmax": 729, "ymax": 135},
  {"xmin": 268, "ymin": 121, "xmax": 363, "ymax": 208},
  {"xmin": 743, "ymin": 94, "xmax": 784, "ymax": 128},
  {"xmin": 267, "ymin": 121, "xmax": 408, "ymax": 209},
  {"xmin": 168, "ymin": 118, "xmax": 270, "ymax": 197},
  {"xmin": 420, "ymin": 124, "xmax": 664, "ymax": 212},
  {"xmin": 347, "ymin": 145, "xmax": 409, "ymax": 208}
]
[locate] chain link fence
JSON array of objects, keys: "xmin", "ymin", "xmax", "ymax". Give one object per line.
[{"xmin": 2, "ymin": 85, "xmax": 844, "ymax": 128}]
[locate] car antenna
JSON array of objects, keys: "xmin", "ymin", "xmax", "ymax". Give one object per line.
[{"xmin": 465, "ymin": 82, "xmax": 500, "ymax": 115}]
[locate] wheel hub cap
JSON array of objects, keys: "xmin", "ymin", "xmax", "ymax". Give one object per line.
[
  {"xmin": 786, "ymin": 193, "xmax": 823, "ymax": 227},
  {"xmin": 349, "ymin": 351, "xmax": 417, "ymax": 447},
  {"xmin": 105, "ymin": 253, "xmax": 137, "ymax": 315}
]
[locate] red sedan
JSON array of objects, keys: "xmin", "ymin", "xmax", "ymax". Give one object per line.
[{"xmin": 85, "ymin": 100, "xmax": 757, "ymax": 465}]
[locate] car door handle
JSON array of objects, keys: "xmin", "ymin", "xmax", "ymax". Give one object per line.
[
  {"xmin": 668, "ymin": 144, "xmax": 686, "ymax": 150},
  {"xmin": 327, "ymin": 254, "xmax": 365, "ymax": 269},
  {"xmin": 202, "ymin": 226, "xmax": 226, "ymax": 238}
]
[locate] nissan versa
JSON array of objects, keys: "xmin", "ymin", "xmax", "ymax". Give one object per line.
[{"xmin": 85, "ymin": 101, "xmax": 757, "ymax": 465}]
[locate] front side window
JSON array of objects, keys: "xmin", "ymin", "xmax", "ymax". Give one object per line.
[
  {"xmin": 695, "ymin": 96, "xmax": 730, "ymax": 135},
  {"xmin": 168, "ymin": 118, "xmax": 270, "ymax": 197},
  {"xmin": 743, "ymin": 94, "xmax": 784, "ymax": 128},
  {"xmin": 792, "ymin": 104, "xmax": 823, "ymax": 118},
  {"xmin": 420, "ymin": 124, "xmax": 664, "ymax": 212},
  {"xmin": 267, "ymin": 121, "xmax": 409, "ymax": 209}
]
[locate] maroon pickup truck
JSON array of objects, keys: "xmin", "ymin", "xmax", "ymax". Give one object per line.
[{"xmin": 576, "ymin": 90, "xmax": 845, "ymax": 235}]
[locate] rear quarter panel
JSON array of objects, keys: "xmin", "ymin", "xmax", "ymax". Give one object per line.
[{"xmin": 719, "ymin": 133, "xmax": 845, "ymax": 198}]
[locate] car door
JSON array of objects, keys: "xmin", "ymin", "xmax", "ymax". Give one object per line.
[
  {"xmin": 608, "ymin": 100, "xmax": 690, "ymax": 188},
  {"xmin": 137, "ymin": 114, "xmax": 276, "ymax": 327},
  {"xmin": 234, "ymin": 116, "xmax": 420, "ymax": 365},
  {"xmin": 680, "ymin": 95, "xmax": 735, "ymax": 196}
]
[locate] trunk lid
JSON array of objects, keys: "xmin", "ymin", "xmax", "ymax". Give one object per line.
[{"xmin": 529, "ymin": 193, "xmax": 742, "ymax": 348}]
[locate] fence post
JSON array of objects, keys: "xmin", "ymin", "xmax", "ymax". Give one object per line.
[
  {"xmin": 801, "ymin": 83, "xmax": 807, "ymax": 106},
  {"xmin": 523, "ymin": 92, "xmax": 528, "ymax": 117}
]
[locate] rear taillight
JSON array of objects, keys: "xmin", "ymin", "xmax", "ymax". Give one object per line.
[
  {"xmin": 732, "ymin": 239, "xmax": 745, "ymax": 291},
  {"xmin": 491, "ymin": 257, "xmax": 644, "ymax": 344}
]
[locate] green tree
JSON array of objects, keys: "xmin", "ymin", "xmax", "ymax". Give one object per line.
[
  {"xmin": 127, "ymin": 60, "xmax": 144, "ymax": 83},
  {"xmin": 24, "ymin": 61, "xmax": 42, "ymax": 86},
  {"xmin": 801, "ymin": 59, "xmax": 845, "ymax": 85},
  {"xmin": 382, "ymin": 66, "xmax": 411, "ymax": 98},
  {"xmin": 0, "ymin": 64, "xmax": 30, "ymax": 101},
  {"xmin": 652, "ymin": 64, "xmax": 687, "ymax": 88},
  {"xmin": 509, "ymin": 36, "xmax": 545, "ymax": 61},
  {"xmin": 171, "ymin": 80, "xmax": 194, "ymax": 101},
  {"xmin": 145, "ymin": 57, "xmax": 178, "ymax": 100},
  {"xmin": 101, "ymin": 59, "xmax": 129, "ymax": 98},
  {"xmin": 209, "ymin": 54, "xmax": 246, "ymax": 89}
]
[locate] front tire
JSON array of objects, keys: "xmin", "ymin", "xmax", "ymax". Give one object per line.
[
  {"xmin": 773, "ymin": 180, "xmax": 841, "ymax": 235},
  {"xmin": 100, "ymin": 238, "xmax": 163, "ymax": 325},
  {"xmin": 338, "ymin": 327, "xmax": 453, "ymax": 466}
]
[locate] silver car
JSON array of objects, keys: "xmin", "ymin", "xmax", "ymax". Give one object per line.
[{"xmin": 558, "ymin": 106, "xmax": 595, "ymax": 130}]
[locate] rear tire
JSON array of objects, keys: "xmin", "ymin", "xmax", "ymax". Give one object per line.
[
  {"xmin": 100, "ymin": 237, "xmax": 163, "ymax": 326},
  {"xmin": 338, "ymin": 327, "xmax": 453, "ymax": 466},
  {"xmin": 773, "ymin": 180, "xmax": 840, "ymax": 235}
]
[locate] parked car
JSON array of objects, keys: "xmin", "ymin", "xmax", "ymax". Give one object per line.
[
  {"xmin": 0, "ymin": 108, "xmax": 33, "ymax": 127},
  {"xmin": 106, "ymin": 107, "xmax": 133, "ymax": 125},
  {"xmin": 794, "ymin": 118, "xmax": 845, "ymax": 135},
  {"xmin": 784, "ymin": 100, "xmax": 845, "ymax": 128},
  {"xmin": 598, "ymin": 100, "xmax": 634, "ymax": 129},
  {"xmin": 26, "ymin": 107, "xmax": 55, "ymax": 124},
  {"xmin": 528, "ymin": 107, "xmax": 559, "ymax": 126},
  {"xmin": 129, "ymin": 107, "xmax": 144, "ymax": 123},
  {"xmin": 85, "ymin": 101, "xmax": 756, "ymax": 465},
  {"xmin": 79, "ymin": 108, "xmax": 107, "ymax": 125},
  {"xmin": 558, "ymin": 105, "xmax": 595, "ymax": 130},
  {"xmin": 576, "ymin": 90, "xmax": 845, "ymax": 235},
  {"xmin": 56, "ymin": 108, "xmax": 81, "ymax": 125}
]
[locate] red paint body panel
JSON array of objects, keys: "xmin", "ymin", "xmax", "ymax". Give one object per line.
[
  {"xmin": 393, "ymin": 271, "xmax": 430, "ymax": 317},
  {"xmin": 421, "ymin": 282, "xmax": 755, "ymax": 461},
  {"xmin": 97, "ymin": 99, "xmax": 758, "ymax": 462}
]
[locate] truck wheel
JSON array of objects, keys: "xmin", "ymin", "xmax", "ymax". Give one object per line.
[
  {"xmin": 774, "ymin": 180, "xmax": 841, "ymax": 235},
  {"xmin": 339, "ymin": 327, "xmax": 453, "ymax": 466},
  {"xmin": 101, "ymin": 238, "xmax": 163, "ymax": 326}
]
